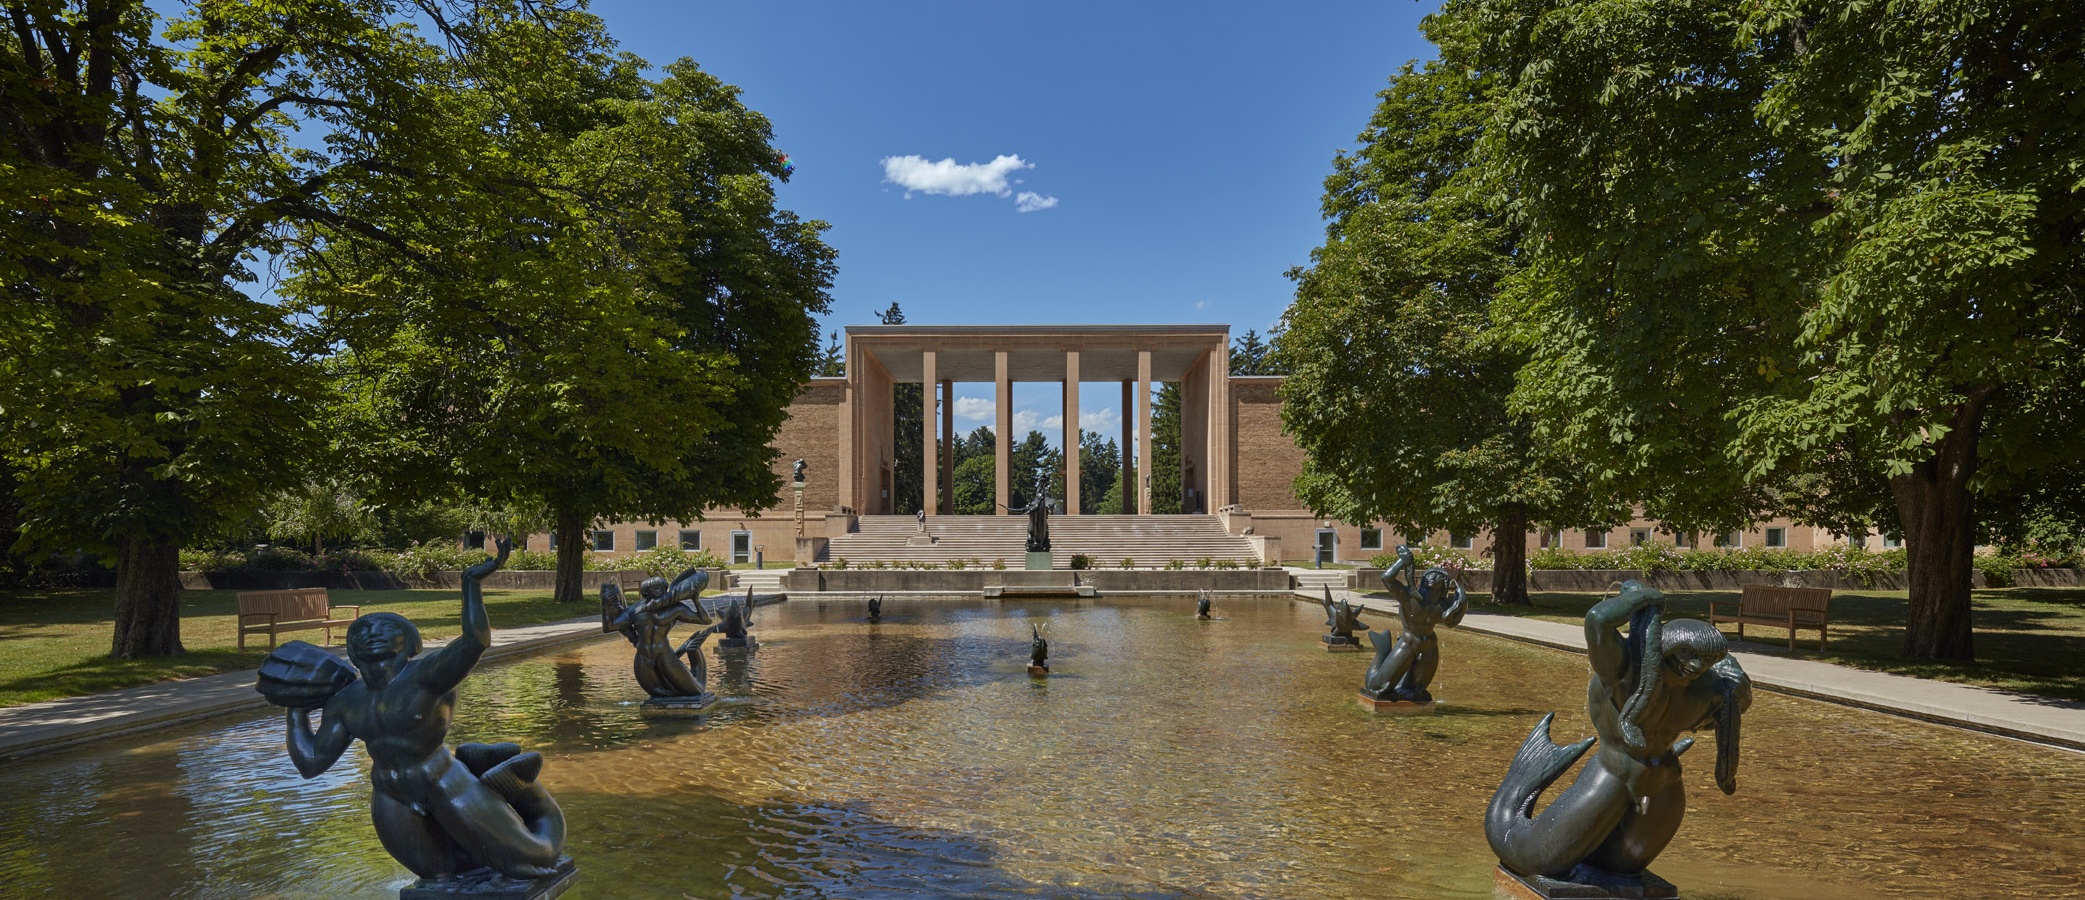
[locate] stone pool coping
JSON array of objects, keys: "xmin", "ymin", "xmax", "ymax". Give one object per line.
[{"xmin": 1321, "ymin": 588, "xmax": 2085, "ymax": 754}]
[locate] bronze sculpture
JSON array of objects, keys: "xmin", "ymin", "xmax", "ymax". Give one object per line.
[
  {"xmin": 1486, "ymin": 580, "xmax": 1751, "ymax": 897},
  {"xmin": 258, "ymin": 539, "xmax": 573, "ymax": 891},
  {"xmin": 1362, "ymin": 545, "xmax": 1468, "ymax": 704},
  {"xmin": 603, "ymin": 568, "xmax": 718, "ymax": 701},
  {"xmin": 1028, "ymin": 624, "xmax": 1049, "ymax": 675},
  {"xmin": 867, "ymin": 595, "xmax": 883, "ymax": 621},
  {"xmin": 716, "ymin": 592, "xmax": 755, "ymax": 649},
  {"xmin": 1317, "ymin": 585, "xmax": 1368, "ymax": 648},
  {"xmin": 1196, "ymin": 590, "xmax": 1212, "ymax": 620},
  {"xmin": 792, "ymin": 457, "xmax": 808, "ymax": 483},
  {"xmin": 1004, "ymin": 469, "xmax": 1054, "ymax": 552}
]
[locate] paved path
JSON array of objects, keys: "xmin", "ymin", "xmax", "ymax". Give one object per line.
[
  {"xmin": 0, "ymin": 617, "xmax": 612, "ymax": 762},
  {"xmin": 1314, "ymin": 588, "xmax": 2085, "ymax": 753}
]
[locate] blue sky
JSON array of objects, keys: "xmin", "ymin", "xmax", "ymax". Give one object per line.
[{"xmin": 594, "ymin": 1, "xmax": 1444, "ymax": 442}]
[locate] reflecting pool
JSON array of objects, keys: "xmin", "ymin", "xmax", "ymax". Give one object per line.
[{"xmin": 2, "ymin": 597, "xmax": 2082, "ymax": 898}]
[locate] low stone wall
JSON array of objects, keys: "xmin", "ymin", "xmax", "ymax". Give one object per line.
[
  {"xmin": 179, "ymin": 569, "xmax": 663, "ymax": 592},
  {"xmin": 781, "ymin": 568, "xmax": 1293, "ymax": 593},
  {"xmin": 1347, "ymin": 568, "xmax": 2085, "ymax": 593}
]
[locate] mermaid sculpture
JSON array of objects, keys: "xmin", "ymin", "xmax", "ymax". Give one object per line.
[
  {"xmin": 1196, "ymin": 590, "xmax": 1212, "ymax": 620},
  {"xmin": 1486, "ymin": 580, "xmax": 1751, "ymax": 896},
  {"xmin": 603, "ymin": 568, "xmax": 719, "ymax": 703},
  {"xmin": 257, "ymin": 539, "xmax": 573, "ymax": 890},
  {"xmin": 867, "ymin": 595, "xmax": 883, "ymax": 621},
  {"xmin": 1318, "ymin": 585, "xmax": 1368, "ymax": 649},
  {"xmin": 715, "ymin": 592, "xmax": 755, "ymax": 649},
  {"xmin": 1361, "ymin": 545, "xmax": 1468, "ymax": 704}
]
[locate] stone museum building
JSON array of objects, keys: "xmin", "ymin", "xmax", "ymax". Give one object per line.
[{"xmin": 531, "ymin": 323, "xmax": 1854, "ymax": 567}]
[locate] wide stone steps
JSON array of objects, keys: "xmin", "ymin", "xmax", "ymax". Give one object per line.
[{"xmin": 824, "ymin": 514, "xmax": 1258, "ymax": 569}]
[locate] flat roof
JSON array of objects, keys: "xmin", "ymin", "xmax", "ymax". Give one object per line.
[{"xmin": 846, "ymin": 324, "xmax": 1230, "ymax": 382}]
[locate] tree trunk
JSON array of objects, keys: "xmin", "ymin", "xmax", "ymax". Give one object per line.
[
  {"xmin": 1893, "ymin": 393, "xmax": 1991, "ymax": 661},
  {"xmin": 554, "ymin": 509, "xmax": 588, "ymax": 604},
  {"xmin": 1490, "ymin": 503, "xmax": 1531, "ymax": 606},
  {"xmin": 111, "ymin": 535, "xmax": 184, "ymax": 657}
]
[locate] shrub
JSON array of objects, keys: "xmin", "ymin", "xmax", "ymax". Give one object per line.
[
  {"xmin": 1069, "ymin": 553, "xmax": 1093, "ymax": 570},
  {"xmin": 630, "ymin": 546, "xmax": 727, "ymax": 578},
  {"xmin": 180, "ymin": 548, "xmax": 243, "ymax": 572},
  {"xmin": 992, "ymin": 558, "xmax": 1006, "ymax": 570},
  {"xmin": 1974, "ymin": 550, "xmax": 2020, "ymax": 588},
  {"xmin": 1213, "ymin": 558, "xmax": 1238, "ymax": 569},
  {"xmin": 831, "ymin": 558, "xmax": 849, "ymax": 570},
  {"xmin": 947, "ymin": 558, "xmax": 965, "ymax": 569},
  {"xmin": 508, "ymin": 549, "xmax": 558, "ymax": 570},
  {"xmin": 246, "ymin": 546, "xmax": 315, "ymax": 572},
  {"xmin": 1120, "ymin": 557, "xmax": 1135, "ymax": 569},
  {"xmin": 1165, "ymin": 559, "xmax": 1185, "ymax": 570}
]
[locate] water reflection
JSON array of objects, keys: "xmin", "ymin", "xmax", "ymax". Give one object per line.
[{"xmin": 0, "ymin": 598, "xmax": 2080, "ymax": 898}]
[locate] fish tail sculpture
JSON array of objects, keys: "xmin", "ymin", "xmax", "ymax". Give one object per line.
[
  {"xmin": 1485, "ymin": 712, "xmax": 1603, "ymax": 878},
  {"xmin": 1362, "ymin": 628, "xmax": 1397, "ymax": 694}
]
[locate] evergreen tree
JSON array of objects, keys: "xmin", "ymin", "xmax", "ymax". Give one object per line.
[{"xmin": 882, "ymin": 303, "xmax": 924, "ymax": 515}]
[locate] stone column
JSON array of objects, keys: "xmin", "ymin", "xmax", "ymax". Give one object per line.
[
  {"xmin": 995, "ymin": 350, "xmax": 1011, "ymax": 514},
  {"xmin": 940, "ymin": 378, "xmax": 954, "ymax": 514},
  {"xmin": 1064, "ymin": 351, "xmax": 1080, "ymax": 515},
  {"xmin": 921, "ymin": 349, "xmax": 937, "ymax": 519},
  {"xmin": 1137, "ymin": 350, "xmax": 1152, "ymax": 515},
  {"xmin": 1120, "ymin": 379, "xmax": 1133, "ymax": 510}
]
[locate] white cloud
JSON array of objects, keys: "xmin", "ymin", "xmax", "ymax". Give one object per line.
[
  {"xmin": 881, "ymin": 154, "xmax": 1032, "ymax": 198},
  {"xmin": 1041, "ymin": 408, "xmax": 1118, "ymax": 434},
  {"xmin": 953, "ymin": 396, "xmax": 994, "ymax": 422},
  {"xmin": 1012, "ymin": 410, "xmax": 1046, "ymax": 435},
  {"xmin": 1014, "ymin": 192, "xmax": 1058, "ymax": 213}
]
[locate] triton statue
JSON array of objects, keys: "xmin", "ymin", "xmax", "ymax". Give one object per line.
[
  {"xmin": 602, "ymin": 568, "xmax": 718, "ymax": 699},
  {"xmin": 716, "ymin": 592, "xmax": 755, "ymax": 649},
  {"xmin": 867, "ymin": 595, "xmax": 883, "ymax": 621},
  {"xmin": 1196, "ymin": 590, "xmax": 1212, "ymax": 620},
  {"xmin": 1318, "ymin": 585, "xmax": 1368, "ymax": 647},
  {"xmin": 257, "ymin": 539, "xmax": 572, "ymax": 889},
  {"xmin": 1028, "ymin": 624, "xmax": 1049, "ymax": 674},
  {"xmin": 792, "ymin": 458, "xmax": 807, "ymax": 484},
  {"xmin": 1362, "ymin": 545, "xmax": 1468, "ymax": 703},
  {"xmin": 1486, "ymin": 580, "xmax": 1752, "ymax": 896},
  {"xmin": 1004, "ymin": 469, "xmax": 1054, "ymax": 553}
]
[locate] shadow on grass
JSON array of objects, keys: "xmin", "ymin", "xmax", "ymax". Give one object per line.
[
  {"xmin": 1457, "ymin": 586, "xmax": 2085, "ymax": 704},
  {"xmin": 0, "ymin": 649, "xmax": 265, "ymax": 706}
]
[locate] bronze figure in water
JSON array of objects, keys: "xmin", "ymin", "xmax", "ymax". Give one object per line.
[{"xmin": 1362, "ymin": 545, "xmax": 1468, "ymax": 702}]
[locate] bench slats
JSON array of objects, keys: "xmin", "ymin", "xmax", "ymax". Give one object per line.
[
  {"xmin": 1708, "ymin": 585, "xmax": 1833, "ymax": 652},
  {"xmin": 236, "ymin": 588, "xmax": 361, "ymax": 650}
]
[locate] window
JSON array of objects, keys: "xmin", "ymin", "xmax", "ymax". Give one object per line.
[
  {"xmin": 1359, "ymin": 527, "xmax": 1383, "ymax": 551},
  {"xmin": 1713, "ymin": 531, "xmax": 1741, "ymax": 548},
  {"xmin": 1629, "ymin": 527, "xmax": 1652, "ymax": 546},
  {"xmin": 635, "ymin": 530, "xmax": 657, "ymax": 551},
  {"xmin": 1882, "ymin": 535, "xmax": 1903, "ymax": 549},
  {"xmin": 679, "ymin": 530, "xmax": 702, "ymax": 550},
  {"xmin": 1765, "ymin": 527, "xmax": 1787, "ymax": 548},
  {"xmin": 548, "ymin": 533, "xmax": 557, "ymax": 550},
  {"xmin": 1584, "ymin": 530, "xmax": 1608, "ymax": 550},
  {"xmin": 591, "ymin": 530, "xmax": 615, "ymax": 552},
  {"xmin": 465, "ymin": 531, "xmax": 485, "ymax": 550},
  {"xmin": 1539, "ymin": 530, "xmax": 1561, "ymax": 549},
  {"xmin": 1450, "ymin": 533, "xmax": 1474, "ymax": 550},
  {"xmin": 1674, "ymin": 531, "xmax": 1696, "ymax": 549}
]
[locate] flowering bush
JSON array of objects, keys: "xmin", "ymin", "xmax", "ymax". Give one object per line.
[
  {"xmin": 630, "ymin": 546, "xmax": 727, "ymax": 578},
  {"xmin": 1369, "ymin": 545, "xmax": 1495, "ymax": 571}
]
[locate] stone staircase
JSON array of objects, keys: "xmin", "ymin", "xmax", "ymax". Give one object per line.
[
  {"xmin": 1289, "ymin": 567, "xmax": 1354, "ymax": 593},
  {"xmin": 727, "ymin": 568, "xmax": 788, "ymax": 593},
  {"xmin": 822, "ymin": 515, "xmax": 1260, "ymax": 569}
]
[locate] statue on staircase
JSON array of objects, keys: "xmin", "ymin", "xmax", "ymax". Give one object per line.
[{"xmin": 1004, "ymin": 468, "xmax": 1054, "ymax": 553}]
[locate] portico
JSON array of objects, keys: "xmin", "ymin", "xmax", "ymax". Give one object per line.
[{"xmin": 839, "ymin": 325, "xmax": 1233, "ymax": 516}]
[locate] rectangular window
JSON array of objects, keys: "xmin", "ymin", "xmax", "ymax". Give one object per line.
[
  {"xmin": 1713, "ymin": 531, "xmax": 1741, "ymax": 548},
  {"xmin": 1765, "ymin": 527, "xmax": 1787, "ymax": 548},
  {"xmin": 1359, "ymin": 527, "xmax": 1383, "ymax": 551},
  {"xmin": 1584, "ymin": 530, "xmax": 1608, "ymax": 550},
  {"xmin": 679, "ymin": 530, "xmax": 702, "ymax": 550},
  {"xmin": 1882, "ymin": 535, "xmax": 1903, "ymax": 549},
  {"xmin": 465, "ymin": 531, "xmax": 485, "ymax": 550},
  {"xmin": 1539, "ymin": 530, "xmax": 1561, "ymax": 549},
  {"xmin": 592, "ymin": 530, "xmax": 615, "ymax": 552},
  {"xmin": 1450, "ymin": 533, "xmax": 1474, "ymax": 550},
  {"xmin": 635, "ymin": 530, "xmax": 657, "ymax": 551},
  {"xmin": 1674, "ymin": 531, "xmax": 1695, "ymax": 549},
  {"xmin": 548, "ymin": 533, "xmax": 557, "ymax": 550},
  {"xmin": 1629, "ymin": 527, "xmax": 1652, "ymax": 546}
]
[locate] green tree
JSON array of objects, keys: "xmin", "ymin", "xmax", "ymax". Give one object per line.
[
  {"xmin": 1149, "ymin": 384, "xmax": 1182, "ymax": 514},
  {"xmin": 1078, "ymin": 432, "xmax": 1120, "ymax": 515},
  {"xmin": 268, "ymin": 479, "xmax": 376, "ymax": 556},
  {"xmin": 1006, "ymin": 430, "xmax": 1060, "ymax": 510},
  {"xmin": 1230, "ymin": 329, "xmax": 1285, "ymax": 376},
  {"xmin": 881, "ymin": 303, "xmax": 924, "ymax": 515},
  {"xmin": 1466, "ymin": 0, "xmax": 2085, "ymax": 655},
  {"xmin": 814, "ymin": 329, "xmax": 845, "ymax": 377},
  {"xmin": 1278, "ymin": 19, "xmax": 1625, "ymax": 603},
  {"xmin": 0, "ymin": 0, "xmax": 536, "ymax": 656},
  {"xmin": 951, "ymin": 453, "xmax": 995, "ymax": 515},
  {"xmin": 298, "ymin": 39, "xmax": 835, "ymax": 602}
]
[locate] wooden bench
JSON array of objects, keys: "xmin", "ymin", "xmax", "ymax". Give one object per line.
[
  {"xmin": 1708, "ymin": 585, "xmax": 1833, "ymax": 651},
  {"xmin": 237, "ymin": 588, "xmax": 362, "ymax": 650}
]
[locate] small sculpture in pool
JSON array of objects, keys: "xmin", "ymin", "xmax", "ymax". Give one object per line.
[
  {"xmin": 1486, "ymin": 580, "xmax": 1752, "ymax": 893},
  {"xmin": 867, "ymin": 595, "xmax": 883, "ymax": 621},
  {"xmin": 716, "ymin": 592, "xmax": 755, "ymax": 648},
  {"xmin": 1196, "ymin": 591, "xmax": 1212, "ymax": 620},
  {"xmin": 603, "ymin": 568, "xmax": 719, "ymax": 698},
  {"xmin": 1361, "ymin": 545, "xmax": 1468, "ymax": 703},
  {"xmin": 256, "ymin": 539, "xmax": 570, "ymax": 884},
  {"xmin": 1318, "ymin": 585, "xmax": 1368, "ymax": 645},
  {"xmin": 1029, "ymin": 624, "xmax": 1049, "ymax": 670}
]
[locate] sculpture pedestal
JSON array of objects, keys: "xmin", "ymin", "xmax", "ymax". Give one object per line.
[
  {"xmin": 1356, "ymin": 693, "xmax": 1435, "ymax": 714},
  {"xmin": 639, "ymin": 694, "xmax": 717, "ymax": 717},
  {"xmin": 401, "ymin": 856, "xmax": 578, "ymax": 900},
  {"xmin": 906, "ymin": 532, "xmax": 937, "ymax": 547},
  {"xmin": 1025, "ymin": 551, "xmax": 1053, "ymax": 570},
  {"xmin": 1027, "ymin": 665, "xmax": 1049, "ymax": 676},
  {"xmin": 1320, "ymin": 636, "xmax": 1363, "ymax": 652},
  {"xmin": 1493, "ymin": 864, "xmax": 1677, "ymax": 899}
]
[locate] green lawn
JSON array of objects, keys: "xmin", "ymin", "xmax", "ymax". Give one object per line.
[
  {"xmin": 0, "ymin": 588, "xmax": 594, "ymax": 709},
  {"xmin": 1453, "ymin": 586, "xmax": 2085, "ymax": 702}
]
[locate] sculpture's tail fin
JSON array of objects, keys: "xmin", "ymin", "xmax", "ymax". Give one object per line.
[
  {"xmin": 1485, "ymin": 713, "xmax": 1597, "ymax": 875},
  {"xmin": 476, "ymin": 750, "xmax": 567, "ymax": 874}
]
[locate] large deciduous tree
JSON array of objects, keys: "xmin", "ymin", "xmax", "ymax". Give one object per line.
[
  {"xmin": 297, "ymin": 28, "xmax": 835, "ymax": 603},
  {"xmin": 1277, "ymin": 24, "xmax": 1610, "ymax": 603},
  {"xmin": 1468, "ymin": 0, "xmax": 2085, "ymax": 656},
  {"xmin": 0, "ymin": 0, "xmax": 537, "ymax": 656}
]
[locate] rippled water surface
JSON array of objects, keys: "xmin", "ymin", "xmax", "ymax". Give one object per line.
[{"xmin": 3, "ymin": 597, "xmax": 2083, "ymax": 898}]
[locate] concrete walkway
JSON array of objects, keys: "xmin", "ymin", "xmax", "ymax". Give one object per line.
[
  {"xmin": 1317, "ymin": 588, "xmax": 2085, "ymax": 753},
  {"xmin": 0, "ymin": 617, "xmax": 613, "ymax": 762}
]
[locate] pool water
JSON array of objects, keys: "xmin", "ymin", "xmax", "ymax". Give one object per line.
[{"xmin": 1, "ymin": 597, "xmax": 2081, "ymax": 898}]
